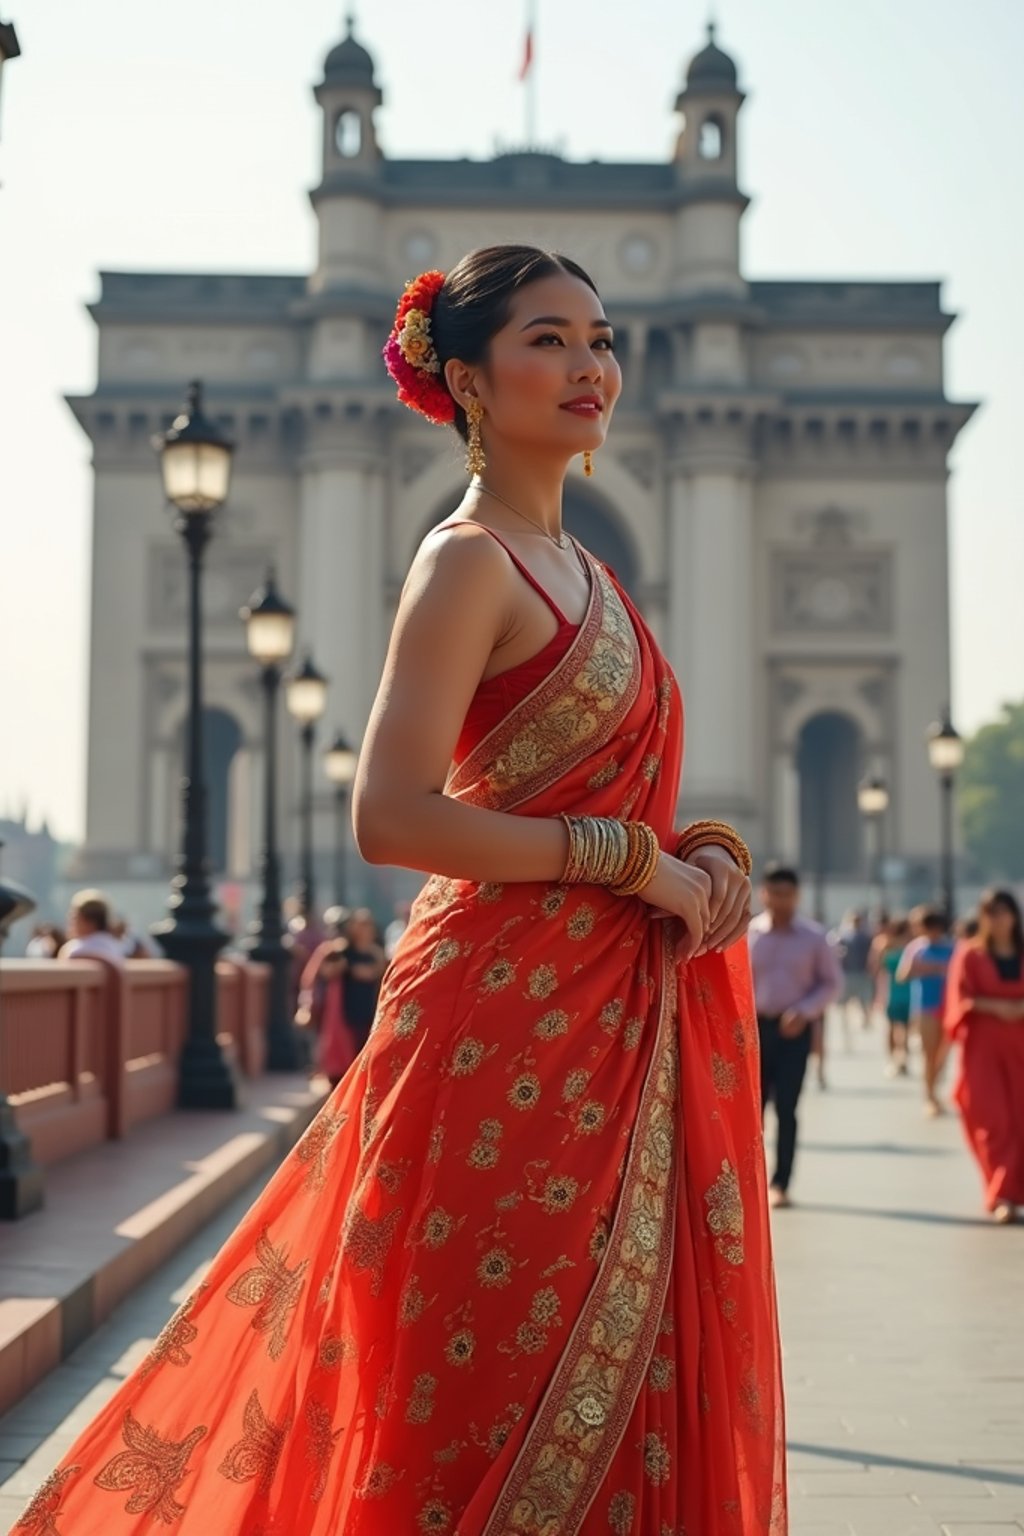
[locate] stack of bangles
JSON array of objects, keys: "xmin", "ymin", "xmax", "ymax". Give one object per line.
[{"xmin": 558, "ymin": 814, "xmax": 751, "ymax": 895}]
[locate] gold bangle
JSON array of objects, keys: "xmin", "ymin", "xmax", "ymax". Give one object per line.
[
  {"xmin": 675, "ymin": 819, "xmax": 752, "ymax": 877},
  {"xmin": 610, "ymin": 822, "xmax": 661, "ymax": 896}
]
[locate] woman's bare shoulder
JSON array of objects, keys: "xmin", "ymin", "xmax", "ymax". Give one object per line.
[{"xmin": 402, "ymin": 519, "xmax": 513, "ymax": 617}]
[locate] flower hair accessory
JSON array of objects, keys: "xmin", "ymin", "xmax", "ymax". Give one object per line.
[{"xmin": 383, "ymin": 269, "xmax": 455, "ymax": 425}]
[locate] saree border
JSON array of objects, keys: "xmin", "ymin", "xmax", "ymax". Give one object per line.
[
  {"xmin": 445, "ymin": 549, "xmax": 642, "ymax": 814},
  {"xmin": 481, "ymin": 926, "xmax": 679, "ymax": 1536}
]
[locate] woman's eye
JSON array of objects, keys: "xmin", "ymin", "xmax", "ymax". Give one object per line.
[
  {"xmin": 533, "ymin": 332, "xmax": 564, "ymax": 346},
  {"xmin": 594, "ymin": 337, "xmax": 616, "ymax": 351}
]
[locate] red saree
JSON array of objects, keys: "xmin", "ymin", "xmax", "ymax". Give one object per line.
[
  {"xmin": 945, "ymin": 942, "xmax": 1024, "ymax": 1211},
  {"xmin": 13, "ymin": 549, "xmax": 786, "ymax": 1535}
]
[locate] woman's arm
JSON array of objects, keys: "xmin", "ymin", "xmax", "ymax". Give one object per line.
[
  {"xmin": 963, "ymin": 996, "xmax": 1024, "ymax": 1021},
  {"xmin": 352, "ymin": 525, "xmax": 714, "ymax": 954},
  {"xmin": 353, "ymin": 527, "xmax": 572, "ymax": 881}
]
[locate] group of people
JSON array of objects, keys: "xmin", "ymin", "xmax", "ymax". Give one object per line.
[
  {"xmin": 24, "ymin": 889, "xmax": 154, "ymax": 965},
  {"xmin": 753, "ymin": 873, "xmax": 1024, "ymax": 1224},
  {"xmin": 291, "ymin": 903, "xmax": 402, "ymax": 1086}
]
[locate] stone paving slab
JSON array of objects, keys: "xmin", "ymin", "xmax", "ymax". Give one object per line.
[
  {"xmin": 1, "ymin": 1023, "xmax": 1022, "ymax": 1533},
  {"xmin": 0, "ymin": 1071, "xmax": 325, "ymax": 1415}
]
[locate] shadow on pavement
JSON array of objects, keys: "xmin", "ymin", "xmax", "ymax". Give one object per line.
[{"xmin": 788, "ymin": 1438, "xmax": 1024, "ymax": 1489}]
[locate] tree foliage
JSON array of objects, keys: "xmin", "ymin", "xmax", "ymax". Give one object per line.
[{"xmin": 959, "ymin": 700, "xmax": 1024, "ymax": 879}]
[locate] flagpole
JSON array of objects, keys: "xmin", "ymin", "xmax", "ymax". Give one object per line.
[{"xmin": 524, "ymin": 0, "xmax": 537, "ymax": 147}]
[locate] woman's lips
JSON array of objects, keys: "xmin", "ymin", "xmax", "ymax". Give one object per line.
[{"xmin": 560, "ymin": 399, "xmax": 603, "ymax": 417}]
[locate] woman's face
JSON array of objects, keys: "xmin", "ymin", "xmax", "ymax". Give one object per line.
[
  {"xmin": 469, "ymin": 271, "xmax": 622, "ymax": 462},
  {"xmin": 982, "ymin": 903, "xmax": 1016, "ymax": 947}
]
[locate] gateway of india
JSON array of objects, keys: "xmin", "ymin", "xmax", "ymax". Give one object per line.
[{"xmin": 68, "ymin": 20, "xmax": 976, "ymax": 921}]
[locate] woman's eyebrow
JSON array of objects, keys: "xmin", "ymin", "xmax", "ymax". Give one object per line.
[{"xmin": 520, "ymin": 315, "xmax": 613, "ymax": 331}]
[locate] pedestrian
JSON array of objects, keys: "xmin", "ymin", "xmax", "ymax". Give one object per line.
[
  {"xmin": 749, "ymin": 864, "xmax": 843, "ymax": 1207},
  {"xmin": 57, "ymin": 890, "xmax": 126, "ymax": 967},
  {"xmin": 872, "ymin": 915, "xmax": 913, "ymax": 1076},
  {"xmin": 21, "ymin": 245, "xmax": 786, "ymax": 1532},
  {"xmin": 945, "ymin": 889, "xmax": 1024, "ymax": 1223},
  {"xmin": 25, "ymin": 921, "xmax": 65, "ymax": 958},
  {"xmin": 341, "ymin": 906, "xmax": 387, "ymax": 1051},
  {"xmin": 295, "ymin": 909, "xmax": 358, "ymax": 1089},
  {"xmin": 831, "ymin": 909, "xmax": 874, "ymax": 1034},
  {"xmin": 897, "ymin": 905, "xmax": 955, "ymax": 1116}
]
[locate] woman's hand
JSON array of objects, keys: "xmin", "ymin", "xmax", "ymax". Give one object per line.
[
  {"xmin": 639, "ymin": 851, "xmax": 713, "ymax": 962},
  {"xmin": 682, "ymin": 844, "xmax": 752, "ymax": 955}
]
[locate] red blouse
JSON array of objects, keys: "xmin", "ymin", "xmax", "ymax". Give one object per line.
[{"xmin": 445, "ymin": 522, "xmax": 583, "ymax": 763}]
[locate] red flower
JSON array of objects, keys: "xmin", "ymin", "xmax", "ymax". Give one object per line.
[{"xmin": 383, "ymin": 270, "xmax": 455, "ymax": 426}]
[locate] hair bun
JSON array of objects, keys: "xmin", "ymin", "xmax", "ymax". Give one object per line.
[{"xmin": 383, "ymin": 270, "xmax": 456, "ymax": 425}]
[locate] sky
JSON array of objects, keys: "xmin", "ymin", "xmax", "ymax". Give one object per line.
[{"xmin": 1, "ymin": 0, "xmax": 1022, "ymax": 843}]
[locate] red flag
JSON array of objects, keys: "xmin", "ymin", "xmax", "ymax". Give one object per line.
[{"xmin": 519, "ymin": 28, "xmax": 534, "ymax": 81}]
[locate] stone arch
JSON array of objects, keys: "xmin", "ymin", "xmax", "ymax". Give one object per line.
[
  {"xmin": 174, "ymin": 706, "xmax": 244, "ymax": 875},
  {"xmin": 412, "ymin": 476, "xmax": 641, "ymax": 597},
  {"xmin": 796, "ymin": 710, "xmax": 863, "ymax": 886}
]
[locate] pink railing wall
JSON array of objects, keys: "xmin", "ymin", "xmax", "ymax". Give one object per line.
[{"xmin": 0, "ymin": 957, "xmax": 271, "ymax": 1167}]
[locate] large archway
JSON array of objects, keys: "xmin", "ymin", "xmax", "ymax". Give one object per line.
[
  {"xmin": 796, "ymin": 710, "xmax": 862, "ymax": 894},
  {"xmin": 175, "ymin": 707, "xmax": 244, "ymax": 874},
  {"xmin": 421, "ymin": 481, "xmax": 639, "ymax": 597}
]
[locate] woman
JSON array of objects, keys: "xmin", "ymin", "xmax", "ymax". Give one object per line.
[
  {"xmin": 945, "ymin": 888, "xmax": 1024, "ymax": 1223},
  {"xmin": 872, "ymin": 916, "xmax": 912, "ymax": 1076},
  {"xmin": 296, "ymin": 911, "xmax": 359, "ymax": 1089},
  {"xmin": 340, "ymin": 907, "xmax": 387, "ymax": 1051},
  {"xmin": 15, "ymin": 247, "xmax": 785, "ymax": 1535},
  {"xmin": 897, "ymin": 906, "xmax": 955, "ymax": 1114}
]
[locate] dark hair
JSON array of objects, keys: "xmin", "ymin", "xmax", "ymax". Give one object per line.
[
  {"xmin": 761, "ymin": 863, "xmax": 800, "ymax": 889},
  {"xmin": 72, "ymin": 890, "xmax": 111, "ymax": 932},
  {"xmin": 910, "ymin": 904, "xmax": 947, "ymax": 932},
  {"xmin": 977, "ymin": 887, "xmax": 1024, "ymax": 955},
  {"xmin": 432, "ymin": 245, "xmax": 600, "ymax": 441}
]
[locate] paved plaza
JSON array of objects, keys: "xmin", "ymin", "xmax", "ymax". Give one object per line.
[{"xmin": 1, "ymin": 1020, "xmax": 1022, "ymax": 1534}]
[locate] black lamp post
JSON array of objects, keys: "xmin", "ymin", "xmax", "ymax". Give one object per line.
[
  {"xmin": 0, "ymin": 20, "xmax": 21, "ymax": 145},
  {"xmin": 286, "ymin": 654, "xmax": 328, "ymax": 919},
  {"xmin": 324, "ymin": 731, "xmax": 358, "ymax": 907},
  {"xmin": 927, "ymin": 708, "xmax": 964, "ymax": 926},
  {"xmin": 241, "ymin": 570, "xmax": 300, "ymax": 1071},
  {"xmin": 150, "ymin": 381, "xmax": 238, "ymax": 1110},
  {"xmin": 857, "ymin": 773, "xmax": 890, "ymax": 914}
]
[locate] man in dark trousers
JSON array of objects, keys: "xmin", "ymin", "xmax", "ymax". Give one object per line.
[{"xmin": 748, "ymin": 864, "xmax": 843, "ymax": 1207}]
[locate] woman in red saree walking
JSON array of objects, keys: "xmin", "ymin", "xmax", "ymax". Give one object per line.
[
  {"xmin": 14, "ymin": 246, "xmax": 786, "ymax": 1535},
  {"xmin": 945, "ymin": 889, "xmax": 1024, "ymax": 1223}
]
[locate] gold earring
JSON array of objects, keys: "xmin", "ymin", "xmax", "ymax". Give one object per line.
[
  {"xmin": 465, "ymin": 399, "xmax": 486, "ymax": 477},
  {"xmin": 583, "ymin": 450, "xmax": 594, "ymax": 478}
]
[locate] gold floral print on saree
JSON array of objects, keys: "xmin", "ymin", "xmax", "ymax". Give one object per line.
[{"xmin": 12, "ymin": 552, "xmax": 786, "ymax": 1536}]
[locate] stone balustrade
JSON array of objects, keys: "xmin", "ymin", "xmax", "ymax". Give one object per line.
[{"xmin": 0, "ymin": 957, "xmax": 270, "ymax": 1170}]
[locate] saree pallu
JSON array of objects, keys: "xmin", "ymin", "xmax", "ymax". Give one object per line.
[
  {"xmin": 14, "ymin": 551, "xmax": 786, "ymax": 1536},
  {"xmin": 945, "ymin": 942, "xmax": 1024, "ymax": 1211}
]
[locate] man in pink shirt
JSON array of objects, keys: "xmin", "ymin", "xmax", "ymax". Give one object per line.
[{"xmin": 748, "ymin": 864, "xmax": 843, "ymax": 1207}]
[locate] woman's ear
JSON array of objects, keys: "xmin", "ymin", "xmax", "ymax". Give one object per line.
[{"xmin": 444, "ymin": 358, "xmax": 478, "ymax": 413}]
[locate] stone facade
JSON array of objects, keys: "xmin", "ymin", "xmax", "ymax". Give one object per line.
[{"xmin": 67, "ymin": 22, "xmax": 976, "ymax": 913}]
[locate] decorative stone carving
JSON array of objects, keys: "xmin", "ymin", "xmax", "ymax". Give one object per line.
[
  {"xmin": 617, "ymin": 449, "xmax": 656, "ymax": 489},
  {"xmin": 772, "ymin": 548, "xmax": 892, "ymax": 634},
  {"xmin": 149, "ymin": 544, "xmax": 276, "ymax": 630}
]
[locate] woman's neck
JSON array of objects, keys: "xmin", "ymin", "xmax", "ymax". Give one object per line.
[{"xmin": 468, "ymin": 449, "xmax": 568, "ymax": 541}]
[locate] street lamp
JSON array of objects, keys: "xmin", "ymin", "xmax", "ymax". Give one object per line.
[
  {"xmin": 324, "ymin": 731, "xmax": 358, "ymax": 907},
  {"xmin": 927, "ymin": 707, "xmax": 964, "ymax": 925},
  {"xmin": 151, "ymin": 380, "xmax": 238, "ymax": 1110},
  {"xmin": 0, "ymin": 20, "xmax": 21, "ymax": 144},
  {"xmin": 286, "ymin": 653, "xmax": 329, "ymax": 919},
  {"xmin": 857, "ymin": 773, "xmax": 890, "ymax": 912},
  {"xmin": 241, "ymin": 569, "xmax": 299, "ymax": 1071}
]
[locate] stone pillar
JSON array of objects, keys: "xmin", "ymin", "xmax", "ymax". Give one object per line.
[
  {"xmin": 667, "ymin": 462, "xmax": 756, "ymax": 825},
  {"xmin": 297, "ymin": 441, "xmax": 387, "ymax": 866}
]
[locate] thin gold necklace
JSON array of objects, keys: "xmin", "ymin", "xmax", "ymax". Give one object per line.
[{"xmin": 472, "ymin": 479, "xmax": 570, "ymax": 550}]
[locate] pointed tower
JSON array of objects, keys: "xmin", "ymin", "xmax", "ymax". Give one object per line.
[
  {"xmin": 309, "ymin": 14, "xmax": 384, "ymax": 294},
  {"xmin": 671, "ymin": 24, "xmax": 749, "ymax": 298}
]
